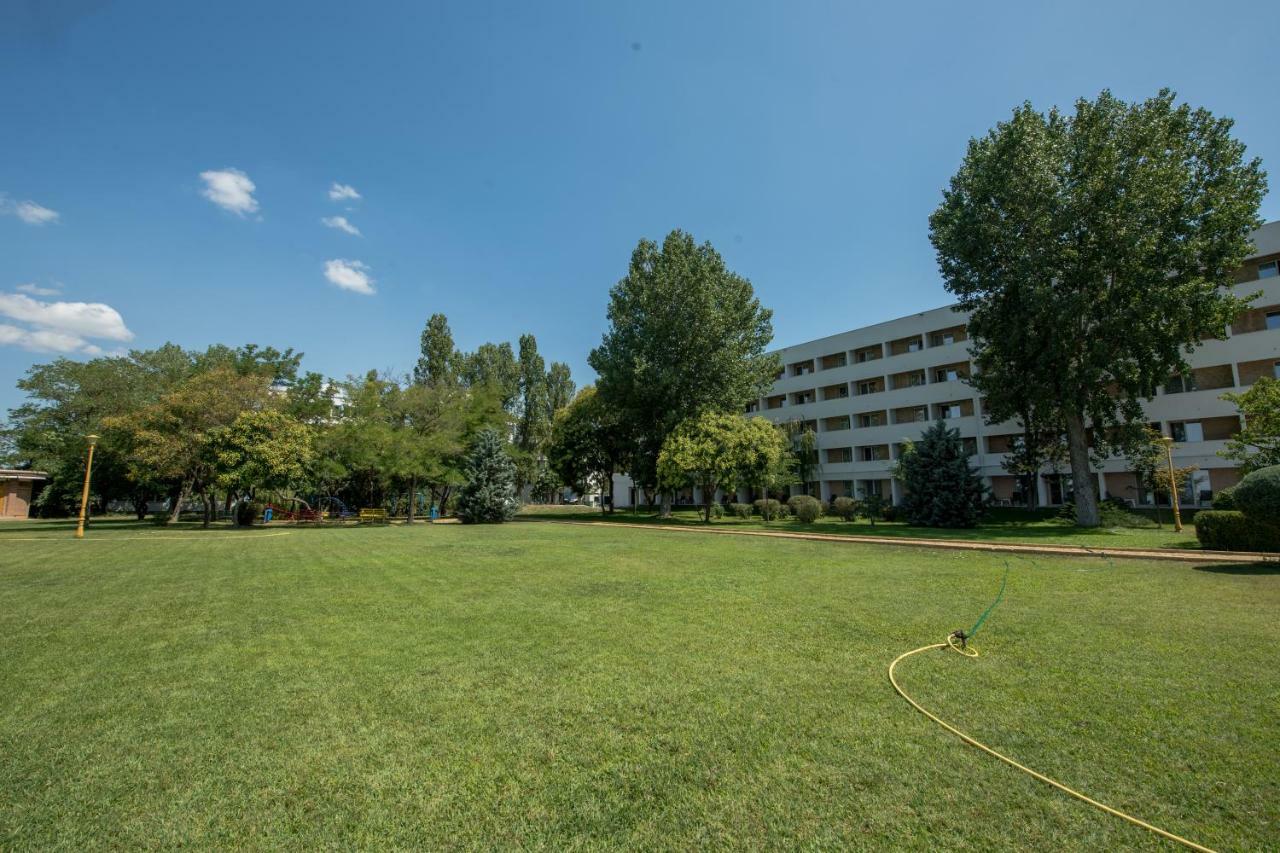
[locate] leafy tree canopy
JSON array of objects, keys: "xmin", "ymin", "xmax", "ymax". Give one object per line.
[{"xmin": 930, "ymin": 89, "xmax": 1266, "ymax": 526}]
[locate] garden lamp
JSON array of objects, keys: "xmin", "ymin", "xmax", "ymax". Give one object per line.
[
  {"xmin": 75, "ymin": 434, "xmax": 99, "ymax": 540},
  {"xmin": 1161, "ymin": 435, "xmax": 1182, "ymax": 533}
]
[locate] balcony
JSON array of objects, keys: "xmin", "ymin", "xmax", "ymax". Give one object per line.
[
  {"xmin": 1164, "ymin": 364, "xmax": 1234, "ymax": 395},
  {"xmin": 822, "ymin": 415, "xmax": 851, "ymax": 432},
  {"xmin": 852, "ymin": 343, "xmax": 883, "ymax": 364},
  {"xmin": 819, "ymin": 382, "xmax": 850, "ymax": 401},
  {"xmin": 933, "ymin": 399, "xmax": 975, "ymax": 420},
  {"xmin": 790, "ymin": 389, "xmax": 816, "ymax": 406},
  {"xmin": 819, "ymin": 352, "xmax": 848, "ymax": 371},
  {"xmin": 854, "ymin": 409, "xmax": 888, "ymax": 429},
  {"xmin": 787, "ymin": 359, "xmax": 816, "ymax": 378},
  {"xmin": 890, "ymin": 369, "xmax": 927, "ymax": 391},
  {"xmin": 888, "ymin": 334, "xmax": 924, "ymax": 357},
  {"xmin": 891, "ymin": 405, "xmax": 929, "ymax": 425},
  {"xmin": 854, "ymin": 377, "xmax": 886, "ymax": 396},
  {"xmin": 930, "ymin": 361, "xmax": 970, "ymax": 384},
  {"xmin": 1230, "ymin": 303, "xmax": 1280, "ymax": 335},
  {"xmin": 1237, "ymin": 358, "xmax": 1280, "ymax": 386},
  {"xmin": 928, "ymin": 324, "xmax": 968, "ymax": 348}
]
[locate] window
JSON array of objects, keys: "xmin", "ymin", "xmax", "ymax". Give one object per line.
[
  {"xmin": 1170, "ymin": 421, "xmax": 1203, "ymax": 443},
  {"xmin": 857, "ymin": 380, "xmax": 879, "ymax": 395},
  {"xmin": 1274, "ymin": 361, "xmax": 1280, "ymax": 379},
  {"xmin": 907, "ymin": 340, "xmax": 921, "ymax": 352},
  {"xmin": 1267, "ymin": 311, "xmax": 1280, "ymax": 331},
  {"xmin": 1259, "ymin": 260, "xmax": 1279, "ymax": 279},
  {"xmin": 1164, "ymin": 374, "xmax": 1198, "ymax": 394},
  {"xmin": 940, "ymin": 404, "xmax": 961, "ymax": 419},
  {"xmin": 933, "ymin": 333, "xmax": 955, "ymax": 347},
  {"xmin": 935, "ymin": 368, "xmax": 959, "ymax": 383}
]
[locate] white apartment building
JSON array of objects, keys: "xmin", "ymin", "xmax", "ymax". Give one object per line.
[{"xmin": 612, "ymin": 220, "xmax": 1280, "ymax": 509}]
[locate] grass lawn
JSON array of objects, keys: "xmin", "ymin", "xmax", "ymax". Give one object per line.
[
  {"xmin": 521, "ymin": 504, "xmax": 1206, "ymax": 551},
  {"xmin": 1, "ymin": 518, "xmax": 1276, "ymax": 849}
]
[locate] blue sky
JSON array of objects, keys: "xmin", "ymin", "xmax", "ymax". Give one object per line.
[{"xmin": 2, "ymin": 0, "xmax": 1277, "ymax": 414}]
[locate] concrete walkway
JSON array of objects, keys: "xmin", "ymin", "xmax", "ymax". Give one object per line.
[{"xmin": 533, "ymin": 518, "xmax": 1277, "ymax": 564}]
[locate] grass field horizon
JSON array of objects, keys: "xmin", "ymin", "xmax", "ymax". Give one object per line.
[{"xmin": 2, "ymin": 519, "xmax": 1276, "ymax": 849}]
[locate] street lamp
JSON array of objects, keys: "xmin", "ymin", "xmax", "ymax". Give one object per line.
[
  {"xmin": 75, "ymin": 434, "xmax": 100, "ymax": 540},
  {"xmin": 1161, "ymin": 435, "xmax": 1183, "ymax": 533}
]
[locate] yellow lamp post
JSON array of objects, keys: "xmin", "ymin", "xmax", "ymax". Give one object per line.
[
  {"xmin": 74, "ymin": 434, "xmax": 100, "ymax": 539},
  {"xmin": 1161, "ymin": 435, "xmax": 1183, "ymax": 533}
]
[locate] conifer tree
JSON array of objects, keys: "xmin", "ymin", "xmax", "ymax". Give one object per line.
[
  {"xmin": 456, "ymin": 428, "xmax": 518, "ymax": 523},
  {"xmin": 895, "ymin": 421, "xmax": 985, "ymax": 527}
]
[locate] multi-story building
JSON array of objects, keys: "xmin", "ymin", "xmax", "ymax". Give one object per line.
[{"xmin": 612, "ymin": 220, "xmax": 1280, "ymax": 509}]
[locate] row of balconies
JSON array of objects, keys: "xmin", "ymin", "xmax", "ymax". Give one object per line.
[
  {"xmin": 761, "ymin": 361, "xmax": 972, "ymax": 409},
  {"xmin": 782, "ymin": 323, "xmax": 969, "ymax": 379}
]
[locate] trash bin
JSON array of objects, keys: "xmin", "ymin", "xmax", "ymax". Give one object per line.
[{"xmin": 430, "ymin": 505, "xmax": 439, "ymax": 521}]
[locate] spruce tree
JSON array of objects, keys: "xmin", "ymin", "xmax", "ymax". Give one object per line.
[
  {"xmin": 456, "ymin": 428, "xmax": 518, "ymax": 523},
  {"xmin": 895, "ymin": 421, "xmax": 985, "ymax": 527}
]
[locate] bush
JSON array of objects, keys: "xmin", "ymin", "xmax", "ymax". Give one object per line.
[
  {"xmin": 831, "ymin": 496, "xmax": 859, "ymax": 521},
  {"xmin": 1212, "ymin": 485, "xmax": 1237, "ymax": 510},
  {"xmin": 1232, "ymin": 465, "xmax": 1280, "ymax": 520},
  {"xmin": 729, "ymin": 502, "xmax": 753, "ymax": 519},
  {"xmin": 790, "ymin": 495, "xmax": 823, "ymax": 523},
  {"xmin": 880, "ymin": 504, "xmax": 899, "ymax": 522},
  {"xmin": 710, "ymin": 502, "xmax": 724, "ymax": 519},
  {"xmin": 1194, "ymin": 510, "xmax": 1280, "ymax": 552},
  {"xmin": 753, "ymin": 498, "xmax": 787, "ymax": 520},
  {"xmin": 235, "ymin": 500, "xmax": 265, "ymax": 526},
  {"xmin": 861, "ymin": 493, "xmax": 886, "ymax": 525}
]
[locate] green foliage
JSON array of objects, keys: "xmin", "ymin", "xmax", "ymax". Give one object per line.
[
  {"xmin": 930, "ymin": 89, "xmax": 1266, "ymax": 526},
  {"xmin": 235, "ymin": 500, "xmax": 266, "ymax": 527},
  {"xmin": 831, "ymin": 496, "xmax": 859, "ymax": 521},
  {"xmin": 212, "ymin": 409, "xmax": 316, "ymax": 496},
  {"xmin": 1220, "ymin": 377, "xmax": 1280, "ymax": 474},
  {"xmin": 658, "ymin": 411, "xmax": 787, "ymax": 523},
  {"xmin": 456, "ymin": 429, "xmax": 518, "ymax": 524},
  {"xmin": 1232, "ymin": 465, "xmax": 1280, "ymax": 520},
  {"xmin": 709, "ymin": 502, "xmax": 724, "ymax": 520},
  {"xmin": 546, "ymin": 387, "xmax": 626, "ymax": 512},
  {"xmin": 895, "ymin": 422, "xmax": 985, "ymax": 527},
  {"xmin": 860, "ymin": 493, "xmax": 886, "ymax": 525},
  {"xmin": 729, "ymin": 502, "xmax": 753, "ymax": 519},
  {"xmin": 753, "ymin": 498, "xmax": 787, "ymax": 520},
  {"xmin": 1212, "ymin": 485, "xmax": 1238, "ymax": 510},
  {"xmin": 458, "ymin": 341, "xmax": 520, "ymax": 411},
  {"xmin": 789, "ymin": 495, "xmax": 823, "ymax": 523},
  {"xmin": 413, "ymin": 313, "xmax": 460, "ymax": 387},
  {"xmin": 589, "ymin": 230, "xmax": 780, "ymax": 506},
  {"xmin": 1194, "ymin": 510, "xmax": 1280, "ymax": 552}
]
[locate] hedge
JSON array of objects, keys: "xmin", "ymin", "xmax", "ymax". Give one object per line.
[
  {"xmin": 1233, "ymin": 465, "xmax": 1280, "ymax": 519},
  {"xmin": 1194, "ymin": 510, "xmax": 1280, "ymax": 552}
]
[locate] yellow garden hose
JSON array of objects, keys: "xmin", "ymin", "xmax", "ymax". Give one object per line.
[{"xmin": 888, "ymin": 641, "xmax": 1217, "ymax": 852}]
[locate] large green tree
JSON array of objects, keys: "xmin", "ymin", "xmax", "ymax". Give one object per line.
[
  {"xmin": 588, "ymin": 230, "xmax": 780, "ymax": 516},
  {"xmin": 657, "ymin": 411, "xmax": 789, "ymax": 522},
  {"xmin": 1221, "ymin": 377, "xmax": 1280, "ymax": 474},
  {"xmin": 459, "ymin": 341, "xmax": 520, "ymax": 411},
  {"xmin": 413, "ymin": 313, "xmax": 460, "ymax": 387},
  {"xmin": 456, "ymin": 429, "xmax": 518, "ymax": 523},
  {"xmin": 546, "ymin": 386, "xmax": 626, "ymax": 513},
  {"xmin": 930, "ymin": 89, "xmax": 1267, "ymax": 526},
  {"xmin": 894, "ymin": 422, "xmax": 986, "ymax": 528}
]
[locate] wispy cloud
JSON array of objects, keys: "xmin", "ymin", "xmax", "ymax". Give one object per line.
[
  {"xmin": 0, "ymin": 292, "xmax": 133, "ymax": 354},
  {"xmin": 321, "ymin": 215, "xmax": 362, "ymax": 236},
  {"xmin": 323, "ymin": 259, "xmax": 375, "ymax": 295},
  {"xmin": 15, "ymin": 282, "xmax": 62, "ymax": 297},
  {"xmin": 328, "ymin": 182, "xmax": 361, "ymax": 202},
  {"xmin": 199, "ymin": 168, "xmax": 259, "ymax": 216},
  {"xmin": 1, "ymin": 195, "xmax": 60, "ymax": 225}
]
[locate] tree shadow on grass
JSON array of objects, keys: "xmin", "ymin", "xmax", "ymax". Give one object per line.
[{"xmin": 1193, "ymin": 561, "xmax": 1280, "ymax": 575}]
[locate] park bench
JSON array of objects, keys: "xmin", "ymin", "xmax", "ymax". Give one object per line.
[{"xmin": 358, "ymin": 508, "xmax": 389, "ymax": 524}]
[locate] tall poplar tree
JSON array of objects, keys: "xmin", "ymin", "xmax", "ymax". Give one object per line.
[{"xmin": 930, "ymin": 89, "xmax": 1266, "ymax": 526}]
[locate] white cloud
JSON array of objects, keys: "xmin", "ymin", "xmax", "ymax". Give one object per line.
[
  {"xmin": 328, "ymin": 182, "xmax": 361, "ymax": 202},
  {"xmin": 199, "ymin": 168, "xmax": 259, "ymax": 216},
  {"xmin": 1, "ymin": 195, "xmax": 60, "ymax": 225},
  {"xmin": 0, "ymin": 293, "xmax": 134, "ymax": 355},
  {"xmin": 321, "ymin": 215, "xmax": 361, "ymax": 236},
  {"xmin": 15, "ymin": 282, "xmax": 62, "ymax": 296},
  {"xmin": 323, "ymin": 259, "xmax": 375, "ymax": 295}
]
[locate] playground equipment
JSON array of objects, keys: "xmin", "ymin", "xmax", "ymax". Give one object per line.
[
  {"xmin": 316, "ymin": 496, "xmax": 357, "ymax": 521},
  {"xmin": 262, "ymin": 496, "xmax": 318, "ymax": 523}
]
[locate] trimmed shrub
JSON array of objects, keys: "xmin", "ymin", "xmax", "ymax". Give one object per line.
[
  {"xmin": 831, "ymin": 496, "xmax": 859, "ymax": 521},
  {"xmin": 1212, "ymin": 485, "xmax": 1237, "ymax": 510},
  {"xmin": 1233, "ymin": 465, "xmax": 1280, "ymax": 520},
  {"xmin": 1195, "ymin": 510, "xmax": 1280, "ymax": 552},
  {"xmin": 880, "ymin": 503, "xmax": 899, "ymax": 523},
  {"xmin": 729, "ymin": 502, "xmax": 753, "ymax": 519},
  {"xmin": 753, "ymin": 498, "xmax": 787, "ymax": 520},
  {"xmin": 235, "ymin": 500, "xmax": 265, "ymax": 526},
  {"xmin": 790, "ymin": 495, "xmax": 823, "ymax": 523},
  {"xmin": 710, "ymin": 502, "xmax": 724, "ymax": 519}
]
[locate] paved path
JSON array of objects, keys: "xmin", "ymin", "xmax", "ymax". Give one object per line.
[{"xmin": 532, "ymin": 519, "xmax": 1276, "ymax": 564}]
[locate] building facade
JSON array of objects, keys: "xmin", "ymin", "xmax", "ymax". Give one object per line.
[
  {"xmin": 0, "ymin": 470, "xmax": 48, "ymax": 519},
  {"xmin": 612, "ymin": 221, "xmax": 1280, "ymax": 509}
]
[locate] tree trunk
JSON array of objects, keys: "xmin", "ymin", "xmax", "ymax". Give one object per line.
[
  {"xmin": 201, "ymin": 492, "xmax": 213, "ymax": 528},
  {"xmin": 168, "ymin": 481, "xmax": 190, "ymax": 525},
  {"xmin": 1064, "ymin": 411, "xmax": 1099, "ymax": 527},
  {"xmin": 659, "ymin": 490, "xmax": 672, "ymax": 519},
  {"xmin": 407, "ymin": 476, "xmax": 417, "ymax": 523},
  {"xmin": 134, "ymin": 493, "xmax": 148, "ymax": 521},
  {"xmin": 605, "ymin": 468, "xmax": 614, "ymax": 515},
  {"xmin": 703, "ymin": 483, "xmax": 713, "ymax": 523}
]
